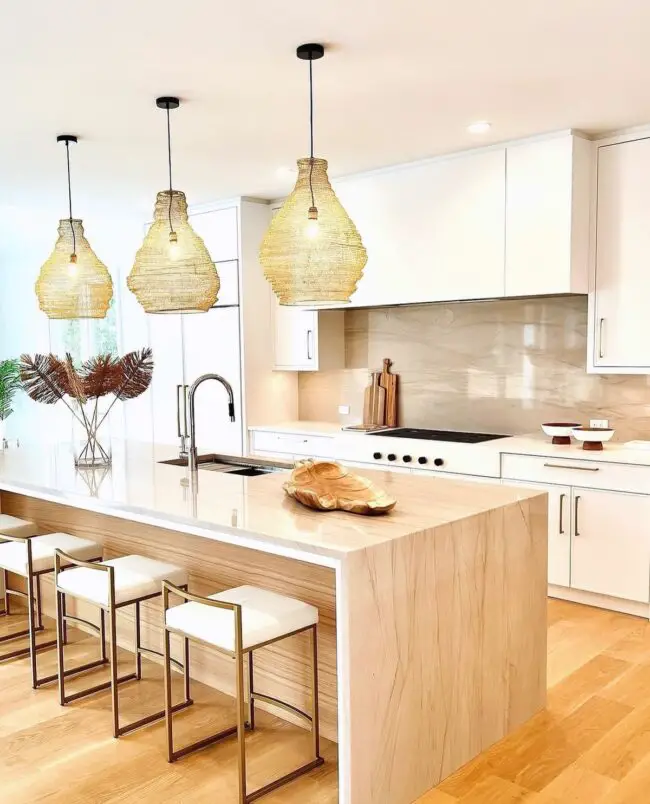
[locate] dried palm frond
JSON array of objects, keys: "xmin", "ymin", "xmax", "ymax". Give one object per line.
[
  {"xmin": 64, "ymin": 353, "xmax": 87, "ymax": 405},
  {"xmin": 112, "ymin": 347, "xmax": 154, "ymax": 401},
  {"xmin": 80, "ymin": 354, "xmax": 121, "ymax": 399},
  {"xmin": 20, "ymin": 354, "xmax": 72, "ymax": 405}
]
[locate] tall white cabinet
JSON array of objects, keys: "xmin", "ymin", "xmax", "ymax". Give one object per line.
[{"xmin": 589, "ymin": 133, "xmax": 650, "ymax": 372}]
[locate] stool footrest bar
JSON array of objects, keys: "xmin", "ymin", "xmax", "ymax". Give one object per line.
[
  {"xmin": 0, "ymin": 637, "xmax": 56, "ymax": 663},
  {"xmin": 62, "ymin": 672, "xmax": 138, "ymax": 704},
  {"xmin": 245, "ymin": 758, "xmax": 325, "ymax": 803},
  {"xmin": 117, "ymin": 699, "xmax": 193, "ymax": 737},
  {"xmin": 0, "ymin": 624, "xmax": 45, "ymax": 645},
  {"xmin": 251, "ymin": 692, "xmax": 312, "ymax": 724},
  {"xmin": 137, "ymin": 645, "xmax": 183, "ymax": 672},
  {"xmin": 62, "ymin": 614, "xmax": 101, "ymax": 637},
  {"xmin": 36, "ymin": 657, "xmax": 110, "ymax": 688},
  {"xmin": 170, "ymin": 725, "xmax": 240, "ymax": 762}
]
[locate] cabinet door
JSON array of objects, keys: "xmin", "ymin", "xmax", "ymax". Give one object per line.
[
  {"xmin": 593, "ymin": 137, "xmax": 650, "ymax": 369},
  {"xmin": 335, "ymin": 148, "xmax": 506, "ymax": 306},
  {"xmin": 505, "ymin": 135, "xmax": 589, "ymax": 296},
  {"xmin": 273, "ymin": 306, "xmax": 318, "ymax": 370},
  {"xmin": 571, "ymin": 488, "xmax": 650, "ymax": 602},
  {"xmin": 148, "ymin": 314, "xmax": 185, "ymax": 448},
  {"xmin": 189, "ymin": 207, "xmax": 238, "ymax": 263},
  {"xmin": 182, "ymin": 307, "xmax": 243, "ymax": 456},
  {"xmin": 507, "ymin": 480, "xmax": 571, "ymax": 587}
]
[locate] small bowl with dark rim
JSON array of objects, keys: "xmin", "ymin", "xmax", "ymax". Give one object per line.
[{"xmin": 541, "ymin": 422, "xmax": 582, "ymax": 445}]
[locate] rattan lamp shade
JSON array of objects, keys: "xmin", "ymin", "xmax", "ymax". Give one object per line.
[
  {"xmin": 260, "ymin": 158, "xmax": 367, "ymax": 306},
  {"xmin": 35, "ymin": 219, "xmax": 113, "ymax": 319},
  {"xmin": 127, "ymin": 190, "xmax": 219, "ymax": 314}
]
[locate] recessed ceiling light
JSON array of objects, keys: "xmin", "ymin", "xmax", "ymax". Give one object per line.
[{"xmin": 467, "ymin": 121, "xmax": 491, "ymax": 134}]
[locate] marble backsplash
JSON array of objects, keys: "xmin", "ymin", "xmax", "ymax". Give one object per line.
[{"xmin": 298, "ymin": 297, "xmax": 650, "ymax": 441}]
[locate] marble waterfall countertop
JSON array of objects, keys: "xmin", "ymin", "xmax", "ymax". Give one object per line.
[{"xmin": 0, "ymin": 440, "xmax": 544, "ymax": 563}]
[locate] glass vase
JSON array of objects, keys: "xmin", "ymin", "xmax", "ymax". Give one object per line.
[{"xmin": 72, "ymin": 400, "xmax": 112, "ymax": 468}]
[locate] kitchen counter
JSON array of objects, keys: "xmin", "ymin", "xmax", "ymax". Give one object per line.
[
  {"xmin": 496, "ymin": 433, "xmax": 650, "ymax": 466},
  {"xmin": 0, "ymin": 441, "xmax": 547, "ymax": 804}
]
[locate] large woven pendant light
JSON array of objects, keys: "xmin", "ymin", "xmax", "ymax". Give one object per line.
[
  {"xmin": 260, "ymin": 44, "xmax": 367, "ymax": 307},
  {"xmin": 127, "ymin": 97, "xmax": 219, "ymax": 314},
  {"xmin": 35, "ymin": 135, "xmax": 113, "ymax": 319}
]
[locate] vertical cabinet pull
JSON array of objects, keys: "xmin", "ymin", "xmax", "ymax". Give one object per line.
[
  {"xmin": 559, "ymin": 493, "xmax": 566, "ymax": 534},
  {"xmin": 598, "ymin": 318, "xmax": 605, "ymax": 359},
  {"xmin": 574, "ymin": 495, "xmax": 581, "ymax": 536},
  {"xmin": 307, "ymin": 329, "xmax": 313, "ymax": 361},
  {"xmin": 176, "ymin": 385, "xmax": 183, "ymax": 437}
]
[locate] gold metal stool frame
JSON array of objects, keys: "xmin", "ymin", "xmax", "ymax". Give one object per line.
[
  {"xmin": 163, "ymin": 581, "xmax": 324, "ymax": 803},
  {"xmin": 0, "ymin": 533, "xmax": 103, "ymax": 689},
  {"xmin": 54, "ymin": 550, "xmax": 193, "ymax": 738}
]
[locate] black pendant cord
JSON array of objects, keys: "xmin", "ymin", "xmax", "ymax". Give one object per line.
[
  {"xmin": 166, "ymin": 105, "xmax": 175, "ymax": 236},
  {"xmin": 308, "ymin": 56, "xmax": 315, "ymax": 209},
  {"xmin": 64, "ymin": 139, "xmax": 77, "ymax": 257}
]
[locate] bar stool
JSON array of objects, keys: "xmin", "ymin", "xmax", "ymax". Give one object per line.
[
  {"xmin": 0, "ymin": 522, "xmax": 102, "ymax": 689},
  {"xmin": 163, "ymin": 583, "xmax": 323, "ymax": 803},
  {"xmin": 55, "ymin": 552, "xmax": 192, "ymax": 738}
]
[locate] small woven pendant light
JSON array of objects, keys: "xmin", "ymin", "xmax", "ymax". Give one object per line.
[
  {"xmin": 127, "ymin": 97, "xmax": 219, "ymax": 314},
  {"xmin": 35, "ymin": 135, "xmax": 113, "ymax": 319},
  {"xmin": 260, "ymin": 44, "xmax": 367, "ymax": 307}
]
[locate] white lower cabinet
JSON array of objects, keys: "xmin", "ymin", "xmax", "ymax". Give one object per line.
[
  {"xmin": 508, "ymin": 480, "xmax": 571, "ymax": 588},
  {"xmin": 570, "ymin": 487, "xmax": 650, "ymax": 603}
]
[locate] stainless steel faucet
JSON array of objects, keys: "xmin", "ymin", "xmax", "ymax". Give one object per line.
[{"xmin": 188, "ymin": 373, "xmax": 236, "ymax": 472}]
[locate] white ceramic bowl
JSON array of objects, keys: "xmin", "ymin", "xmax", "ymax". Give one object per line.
[
  {"xmin": 572, "ymin": 427, "xmax": 615, "ymax": 450},
  {"xmin": 541, "ymin": 422, "xmax": 581, "ymax": 444}
]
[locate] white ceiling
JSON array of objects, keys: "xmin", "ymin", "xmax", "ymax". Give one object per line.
[{"xmin": 2, "ymin": 0, "xmax": 650, "ymax": 225}]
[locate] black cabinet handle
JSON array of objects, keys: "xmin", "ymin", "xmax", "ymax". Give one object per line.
[
  {"xmin": 574, "ymin": 495, "xmax": 581, "ymax": 536},
  {"xmin": 559, "ymin": 493, "xmax": 566, "ymax": 534}
]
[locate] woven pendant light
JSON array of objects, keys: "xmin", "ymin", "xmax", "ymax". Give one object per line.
[
  {"xmin": 35, "ymin": 136, "xmax": 113, "ymax": 319},
  {"xmin": 260, "ymin": 44, "xmax": 367, "ymax": 306},
  {"xmin": 127, "ymin": 97, "xmax": 219, "ymax": 314}
]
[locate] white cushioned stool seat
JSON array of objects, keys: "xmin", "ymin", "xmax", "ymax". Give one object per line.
[
  {"xmin": 0, "ymin": 532, "xmax": 101, "ymax": 576},
  {"xmin": 57, "ymin": 554, "xmax": 188, "ymax": 607},
  {"xmin": 166, "ymin": 585, "xmax": 319, "ymax": 652},
  {"xmin": 0, "ymin": 514, "xmax": 38, "ymax": 539}
]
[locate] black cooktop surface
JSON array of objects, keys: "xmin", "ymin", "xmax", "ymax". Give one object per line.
[{"xmin": 373, "ymin": 428, "xmax": 507, "ymax": 444}]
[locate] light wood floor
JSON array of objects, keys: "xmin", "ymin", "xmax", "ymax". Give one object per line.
[{"xmin": 3, "ymin": 599, "xmax": 650, "ymax": 803}]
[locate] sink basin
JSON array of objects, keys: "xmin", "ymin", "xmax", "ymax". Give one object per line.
[{"xmin": 159, "ymin": 453, "xmax": 291, "ymax": 476}]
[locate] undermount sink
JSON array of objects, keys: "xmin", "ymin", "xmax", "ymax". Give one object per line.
[{"xmin": 159, "ymin": 453, "xmax": 291, "ymax": 476}]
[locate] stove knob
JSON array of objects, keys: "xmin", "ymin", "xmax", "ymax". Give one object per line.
[
  {"xmin": 418, "ymin": 456, "xmax": 428, "ymax": 465},
  {"xmin": 387, "ymin": 453, "xmax": 397, "ymax": 462},
  {"xmin": 434, "ymin": 458, "xmax": 444, "ymax": 467},
  {"xmin": 403, "ymin": 455, "xmax": 412, "ymax": 463},
  {"xmin": 373, "ymin": 452, "xmax": 382, "ymax": 460}
]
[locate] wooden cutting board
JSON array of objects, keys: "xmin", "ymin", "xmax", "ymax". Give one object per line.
[
  {"xmin": 363, "ymin": 371, "xmax": 386, "ymax": 426},
  {"xmin": 380, "ymin": 358, "xmax": 398, "ymax": 428}
]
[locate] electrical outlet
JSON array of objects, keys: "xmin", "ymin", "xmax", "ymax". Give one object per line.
[
  {"xmin": 590, "ymin": 419, "xmax": 609, "ymax": 429},
  {"xmin": 338, "ymin": 405, "xmax": 350, "ymax": 415}
]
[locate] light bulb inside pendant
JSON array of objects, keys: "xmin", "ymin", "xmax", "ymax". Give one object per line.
[
  {"xmin": 306, "ymin": 205, "xmax": 320, "ymax": 239},
  {"xmin": 168, "ymin": 230, "xmax": 180, "ymax": 260},
  {"xmin": 67, "ymin": 253, "xmax": 78, "ymax": 277}
]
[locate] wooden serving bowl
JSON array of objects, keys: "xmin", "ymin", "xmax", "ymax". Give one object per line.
[{"xmin": 283, "ymin": 460, "xmax": 397, "ymax": 516}]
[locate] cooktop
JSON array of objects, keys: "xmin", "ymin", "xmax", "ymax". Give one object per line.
[{"xmin": 373, "ymin": 428, "xmax": 507, "ymax": 444}]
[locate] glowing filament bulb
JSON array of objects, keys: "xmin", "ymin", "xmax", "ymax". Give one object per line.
[
  {"xmin": 67, "ymin": 253, "xmax": 78, "ymax": 277},
  {"xmin": 168, "ymin": 230, "xmax": 180, "ymax": 260},
  {"xmin": 306, "ymin": 205, "xmax": 319, "ymax": 239}
]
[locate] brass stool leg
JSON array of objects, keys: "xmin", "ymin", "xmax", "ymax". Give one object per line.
[
  {"xmin": 184, "ymin": 636, "xmax": 191, "ymax": 703},
  {"xmin": 27, "ymin": 568, "xmax": 38, "ymax": 689},
  {"xmin": 2, "ymin": 568, "xmax": 8, "ymax": 615},
  {"xmin": 163, "ymin": 624, "xmax": 173, "ymax": 762},
  {"xmin": 35, "ymin": 574, "xmax": 44, "ymax": 630},
  {"xmin": 248, "ymin": 652, "xmax": 255, "ymax": 731},
  {"xmin": 235, "ymin": 646, "xmax": 247, "ymax": 804},
  {"xmin": 100, "ymin": 609, "xmax": 107, "ymax": 662},
  {"xmin": 134, "ymin": 601, "xmax": 142, "ymax": 680},
  {"xmin": 311, "ymin": 624, "xmax": 322, "ymax": 761},
  {"xmin": 109, "ymin": 600, "xmax": 120, "ymax": 739},
  {"xmin": 56, "ymin": 588, "xmax": 66, "ymax": 706}
]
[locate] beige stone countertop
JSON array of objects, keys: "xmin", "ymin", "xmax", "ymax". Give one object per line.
[
  {"xmin": 0, "ymin": 441, "xmax": 543, "ymax": 563},
  {"xmin": 494, "ymin": 433, "xmax": 650, "ymax": 467}
]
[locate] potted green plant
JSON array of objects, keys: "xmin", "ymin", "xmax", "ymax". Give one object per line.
[{"xmin": 0, "ymin": 358, "xmax": 21, "ymax": 446}]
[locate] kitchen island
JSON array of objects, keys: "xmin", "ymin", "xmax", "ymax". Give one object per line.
[{"xmin": 0, "ymin": 442, "xmax": 547, "ymax": 804}]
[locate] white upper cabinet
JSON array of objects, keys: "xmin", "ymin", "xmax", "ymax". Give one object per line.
[
  {"xmin": 334, "ymin": 148, "xmax": 506, "ymax": 306},
  {"xmin": 505, "ymin": 134, "xmax": 591, "ymax": 297},
  {"xmin": 589, "ymin": 134, "xmax": 650, "ymax": 372},
  {"xmin": 189, "ymin": 207, "xmax": 239, "ymax": 307},
  {"xmin": 272, "ymin": 306, "xmax": 344, "ymax": 371}
]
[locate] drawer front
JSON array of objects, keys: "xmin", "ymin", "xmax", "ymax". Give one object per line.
[
  {"xmin": 502, "ymin": 453, "xmax": 650, "ymax": 495},
  {"xmin": 251, "ymin": 431, "xmax": 334, "ymax": 459}
]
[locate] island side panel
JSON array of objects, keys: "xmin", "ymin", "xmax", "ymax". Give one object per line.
[
  {"xmin": 0, "ymin": 491, "xmax": 338, "ymax": 742},
  {"xmin": 343, "ymin": 493, "xmax": 548, "ymax": 804}
]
